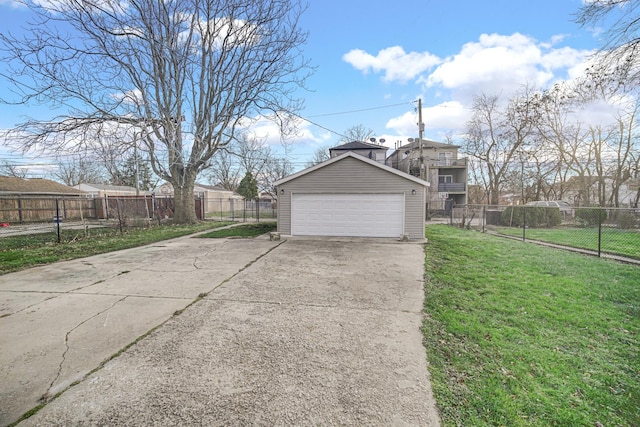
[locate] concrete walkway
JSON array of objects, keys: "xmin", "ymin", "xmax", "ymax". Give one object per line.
[{"xmin": 1, "ymin": 236, "xmax": 440, "ymax": 426}]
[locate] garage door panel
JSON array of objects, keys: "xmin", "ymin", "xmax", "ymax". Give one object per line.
[{"xmin": 292, "ymin": 193, "xmax": 404, "ymax": 237}]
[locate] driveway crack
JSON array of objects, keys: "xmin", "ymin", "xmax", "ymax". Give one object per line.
[
  {"xmin": 0, "ymin": 291, "xmax": 59, "ymax": 318},
  {"xmin": 192, "ymin": 240, "xmax": 226, "ymax": 269},
  {"xmin": 43, "ymin": 295, "xmax": 128, "ymax": 402},
  {"xmin": 207, "ymin": 240, "xmax": 286, "ymax": 294},
  {"xmin": 0, "ymin": 271, "xmax": 132, "ymax": 318}
]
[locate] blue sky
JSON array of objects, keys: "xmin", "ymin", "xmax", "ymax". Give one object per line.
[{"xmin": 0, "ymin": 0, "xmax": 603, "ymax": 173}]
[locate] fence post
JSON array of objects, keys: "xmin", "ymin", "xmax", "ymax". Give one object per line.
[
  {"xmin": 522, "ymin": 205, "xmax": 526, "ymax": 242},
  {"xmin": 18, "ymin": 197, "xmax": 24, "ymax": 224},
  {"xmin": 482, "ymin": 205, "xmax": 486, "ymax": 233},
  {"xmin": 55, "ymin": 198, "xmax": 61, "ymax": 243},
  {"xmin": 116, "ymin": 198, "xmax": 123, "ymax": 233},
  {"xmin": 598, "ymin": 207, "xmax": 602, "ymax": 257}
]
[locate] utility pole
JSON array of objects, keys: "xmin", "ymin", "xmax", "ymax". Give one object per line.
[
  {"xmin": 134, "ymin": 131, "xmax": 140, "ymax": 196},
  {"xmin": 418, "ymin": 98, "xmax": 425, "ymax": 180}
]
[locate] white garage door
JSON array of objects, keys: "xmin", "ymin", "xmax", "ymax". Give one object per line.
[{"xmin": 291, "ymin": 193, "xmax": 404, "ymax": 237}]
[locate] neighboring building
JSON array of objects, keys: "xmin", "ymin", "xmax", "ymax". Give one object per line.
[
  {"xmin": 74, "ymin": 183, "xmax": 144, "ymax": 197},
  {"xmin": 328, "ymin": 140, "xmax": 388, "ymax": 164},
  {"xmin": 386, "ymin": 139, "xmax": 468, "ymax": 211},
  {"xmin": 466, "ymin": 184, "xmax": 487, "ymax": 205},
  {"xmin": 157, "ymin": 182, "xmax": 243, "ymax": 214},
  {"xmin": 619, "ymin": 178, "xmax": 640, "ymax": 207},
  {"xmin": 0, "ymin": 176, "xmax": 88, "ymax": 223},
  {"xmin": 274, "ymin": 152, "xmax": 429, "ymax": 239},
  {"xmin": 561, "ymin": 176, "xmax": 640, "ymax": 208},
  {"xmin": 0, "ymin": 176, "xmax": 84, "ymax": 196}
]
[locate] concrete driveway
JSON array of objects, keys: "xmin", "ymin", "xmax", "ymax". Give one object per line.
[{"xmin": 1, "ymin": 236, "xmax": 440, "ymax": 426}]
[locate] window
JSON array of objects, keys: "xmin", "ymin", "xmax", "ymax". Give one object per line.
[
  {"xmin": 438, "ymin": 152, "xmax": 452, "ymax": 165},
  {"xmin": 438, "ymin": 175, "xmax": 453, "ymax": 183}
]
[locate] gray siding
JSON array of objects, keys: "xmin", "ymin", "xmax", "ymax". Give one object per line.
[{"xmin": 277, "ymin": 157, "xmax": 426, "ymax": 239}]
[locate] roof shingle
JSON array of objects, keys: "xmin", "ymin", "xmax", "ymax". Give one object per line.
[{"xmin": 0, "ymin": 176, "xmax": 84, "ymax": 194}]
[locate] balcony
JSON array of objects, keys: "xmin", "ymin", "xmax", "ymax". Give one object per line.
[
  {"xmin": 438, "ymin": 183, "xmax": 466, "ymax": 193},
  {"xmin": 429, "ymin": 158, "xmax": 467, "ymax": 168}
]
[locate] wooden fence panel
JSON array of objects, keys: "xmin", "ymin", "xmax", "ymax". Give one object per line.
[{"xmin": 0, "ymin": 196, "xmax": 96, "ymax": 223}]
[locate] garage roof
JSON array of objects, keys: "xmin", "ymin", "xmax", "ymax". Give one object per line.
[{"xmin": 274, "ymin": 151, "xmax": 430, "ymax": 187}]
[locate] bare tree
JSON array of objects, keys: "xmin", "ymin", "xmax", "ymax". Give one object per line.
[
  {"xmin": 603, "ymin": 104, "xmax": 638, "ymax": 207},
  {"xmin": 259, "ymin": 156, "xmax": 294, "ymax": 198},
  {"xmin": 90, "ymin": 133, "xmax": 133, "ymax": 186},
  {"xmin": 305, "ymin": 145, "xmax": 331, "ymax": 167},
  {"xmin": 532, "ymin": 85, "xmax": 592, "ymax": 204},
  {"xmin": 338, "ymin": 124, "xmax": 375, "ymax": 144},
  {"xmin": 630, "ymin": 142, "xmax": 640, "ymax": 207},
  {"xmin": 537, "ymin": 76, "xmax": 640, "ymax": 207},
  {"xmin": 206, "ymin": 147, "xmax": 241, "ymax": 190},
  {"xmin": 0, "ymin": 160, "xmax": 28, "ymax": 178},
  {"xmin": 205, "ymin": 132, "xmax": 275, "ymax": 190},
  {"xmin": 235, "ymin": 134, "xmax": 272, "ymax": 181},
  {"xmin": 464, "ymin": 91, "xmax": 536, "ymax": 205},
  {"xmin": 54, "ymin": 156, "xmax": 105, "ymax": 187},
  {"xmin": 1, "ymin": 0, "xmax": 310, "ymax": 223},
  {"xmin": 576, "ymin": 0, "xmax": 640, "ymax": 85}
]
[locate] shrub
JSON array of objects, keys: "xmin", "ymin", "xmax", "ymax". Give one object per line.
[
  {"xmin": 614, "ymin": 211, "xmax": 637, "ymax": 229},
  {"xmin": 501, "ymin": 206, "xmax": 524, "ymax": 227},
  {"xmin": 500, "ymin": 206, "xmax": 561, "ymax": 228},
  {"xmin": 575, "ymin": 208, "xmax": 607, "ymax": 227},
  {"xmin": 543, "ymin": 207, "xmax": 562, "ymax": 227}
]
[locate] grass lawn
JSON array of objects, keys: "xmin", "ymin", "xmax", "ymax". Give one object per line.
[
  {"xmin": 197, "ymin": 221, "xmax": 276, "ymax": 238},
  {"xmin": 205, "ymin": 210, "xmax": 276, "ymax": 220},
  {"xmin": 423, "ymin": 225, "xmax": 640, "ymax": 426},
  {"xmin": 0, "ymin": 221, "xmax": 234, "ymax": 275},
  {"xmin": 494, "ymin": 226, "xmax": 640, "ymax": 260}
]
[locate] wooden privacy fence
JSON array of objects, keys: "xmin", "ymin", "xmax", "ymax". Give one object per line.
[
  {"xmin": 0, "ymin": 195, "xmax": 205, "ymax": 224},
  {"xmin": 0, "ymin": 196, "xmax": 96, "ymax": 223}
]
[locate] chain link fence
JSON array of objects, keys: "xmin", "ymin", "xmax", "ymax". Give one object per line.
[
  {"xmin": 444, "ymin": 204, "xmax": 640, "ymax": 261},
  {"xmin": 0, "ymin": 195, "xmax": 275, "ymax": 241},
  {"xmin": 203, "ymin": 198, "xmax": 276, "ymax": 221}
]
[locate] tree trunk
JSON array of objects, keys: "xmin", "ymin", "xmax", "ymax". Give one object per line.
[
  {"xmin": 173, "ymin": 178, "xmax": 197, "ymax": 224},
  {"xmin": 489, "ymin": 182, "xmax": 500, "ymax": 205}
]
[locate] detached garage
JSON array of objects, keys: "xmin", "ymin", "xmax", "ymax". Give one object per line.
[{"xmin": 273, "ymin": 152, "xmax": 429, "ymax": 239}]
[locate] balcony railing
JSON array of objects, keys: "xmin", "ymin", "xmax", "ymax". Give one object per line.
[
  {"xmin": 429, "ymin": 158, "xmax": 467, "ymax": 167},
  {"xmin": 438, "ymin": 183, "xmax": 466, "ymax": 192}
]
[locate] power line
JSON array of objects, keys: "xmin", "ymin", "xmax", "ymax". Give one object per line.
[
  {"xmin": 307, "ymin": 101, "xmax": 415, "ymax": 118},
  {"xmin": 285, "ymin": 111, "xmax": 346, "ymax": 139},
  {"xmin": 285, "ymin": 101, "xmax": 417, "ymax": 139}
]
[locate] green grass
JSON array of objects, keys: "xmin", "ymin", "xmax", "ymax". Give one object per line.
[
  {"xmin": 0, "ymin": 221, "xmax": 234, "ymax": 275},
  {"xmin": 197, "ymin": 221, "xmax": 276, "ymax": 238},
  {"xmin": 205, "ymin": 210, "xmax": 276, "ymax": 220},
  {"xmin": 495, "ymin": 226, "xmax": 640, "ymax": 260},
  {"xmin": 423, "ymin": 225, "xmax": 640, "ymax": 427}
]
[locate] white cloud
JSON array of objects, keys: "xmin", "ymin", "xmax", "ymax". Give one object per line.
[
  {"xmin": 343, "ymin": 46, "xmax": 441, "ymax": 83},
  {"xmin": 424, "ymin": 33, "xmax": 592, "ymax": 98},
  {"xmin": 0, "ymin": 0, "xmax": 25, "ymax": 8},
  {"xmin": 111, "ymin": 89, "xmax": 143, "ymax": 105},
  {"xmin": 343, "ymin": 33, "xmax": 594, "ymax": 104},
  {"xmin": 570, "ymin": 95, "xmax": 634, "ymax": 129},
  {"xmin": 242, "ymin": 115, "xmax": 331, "ymax": 147},
  {"xmin": 386, "ymin": 101, "xmax": 469, "ymax": 135},
  {"xmin": 385, "ymin": 111, "xmax": 417, "ymax": 135}
]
